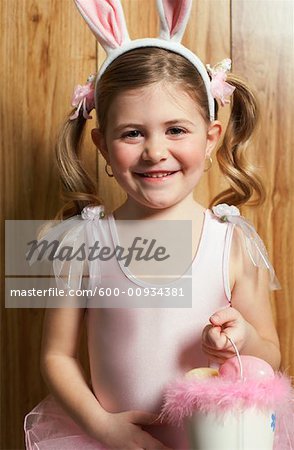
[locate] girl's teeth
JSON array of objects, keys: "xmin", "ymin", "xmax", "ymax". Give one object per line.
[{"xmin": 142, "ymin": 172, "xmax": 172, "ymax": 178}]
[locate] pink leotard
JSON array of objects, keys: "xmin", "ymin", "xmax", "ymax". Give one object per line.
[{"xmin": 24, "ymin": 206, "xmax": 235, "ymax": 449}]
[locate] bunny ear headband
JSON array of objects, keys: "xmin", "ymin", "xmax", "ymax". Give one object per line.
[{"xmin": 70, "ymin": 0, "xmax": 235, "ymax": 121}]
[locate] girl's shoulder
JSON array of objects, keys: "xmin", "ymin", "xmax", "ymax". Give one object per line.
[
  {"xmin": 29, "ymin": 204, "xmax": 107, "ymax": 293},
  {"xmin": 35, "ymin": 204, "xmax": 106, "ymax": 240},
  {"xmin": 210, "ymin": 203, "xmax": 281, "ymax": 292}
]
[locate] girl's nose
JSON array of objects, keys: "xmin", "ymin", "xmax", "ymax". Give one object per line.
[{"xmin": 141, "ymin": 142, "xmax": 169, "ymax": 163}]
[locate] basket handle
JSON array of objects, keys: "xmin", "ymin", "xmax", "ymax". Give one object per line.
[
  {"xmin": 225, "ymin": 334, "xmax": 244, "ymax": 381},
  {"xmin": 208, "ymin": 334, "xmax": 244, "ymax": 381}
]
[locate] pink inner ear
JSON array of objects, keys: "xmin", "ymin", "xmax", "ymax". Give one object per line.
[
  {"xmin": 162, "ymin": 0, "xmax": 189, "ymax": 37},
  {"xmin": 76, "ymin": 0, "xmax": 124, "ymax": 47}
]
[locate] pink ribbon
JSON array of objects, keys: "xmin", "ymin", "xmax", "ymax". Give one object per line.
[
  {"xmin": 70, "ymin": 74, "xmax": 96, "ymax": 120},
  {"xmin": 206, "ymin": 59, "xmax": 235, "ymax": 107}
]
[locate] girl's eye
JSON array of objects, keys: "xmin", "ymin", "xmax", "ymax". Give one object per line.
[
  {"xmin": 122, "ymin": 130, "xmax": 142, "ymax": 138},
  {"xmin": 168, "ymin": 127, "xmax": 186, "ymax": 135},
  {"xmin": 122, "ymin": 127, "xmax": 187, "ymax": 139}
]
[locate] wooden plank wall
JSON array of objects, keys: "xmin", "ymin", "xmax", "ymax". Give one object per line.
[{"xmin": 1, "ymin": 1, "xmax": 293, "ymax": 448}]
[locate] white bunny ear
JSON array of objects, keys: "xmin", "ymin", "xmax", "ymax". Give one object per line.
[
  {"xmin": 157, "ymin": 0, "xmax": 192, "ymax": 42},
  {"xmin": 74, "ymin": 0, "xmax": 130, "ymax": 54}
]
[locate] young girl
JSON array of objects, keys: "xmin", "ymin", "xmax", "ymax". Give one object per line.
[{"xmin": 24, "ymin": 0, "xmax": 284, "ymax": 449}]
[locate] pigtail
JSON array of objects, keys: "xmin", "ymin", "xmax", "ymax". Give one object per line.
[
  {"xmin": 210, "ymin": 74, "xmax": 266, "ymax": 209},
  {"xmin": 54, "ymin": 112, "xmax": 102, "ymax": 220}
]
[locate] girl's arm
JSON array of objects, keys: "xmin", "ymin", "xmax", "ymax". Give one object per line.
[
  {"xmin": 40, "ymin": 307, "xmax": 168, "ymax": 449},
  {"xmin": 40, "ymin": 307, "xmax": 111, "ymax": 439},
  {"xmin": 202, "ymin": 226, "xmax": 281, "ymax": 370}
]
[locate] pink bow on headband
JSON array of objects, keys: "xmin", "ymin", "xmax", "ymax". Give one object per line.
[
  {"xmin": 69, "ymin": 57, "xmax": 235, "ymax": 121},
  {"xmin": 70, "ymin": 74, "xmax": 96, "ymax": 120},
  {"xmin": 206, "ymin": 58, "xmax": 235, "ymax": 106}
]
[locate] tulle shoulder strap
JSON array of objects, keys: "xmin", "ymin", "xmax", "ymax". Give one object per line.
[
  {"xmin": 26, "ymin": 205, "xmax": 106, "ymax": 292},
  {"xmin": 211, "ymin": 203, "xmax": 281, "ymax": 291}
]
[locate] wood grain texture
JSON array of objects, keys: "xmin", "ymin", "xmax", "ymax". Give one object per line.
[
  {"xmin": 1, "ymin": 1, "xmax": 96, "ymax": 448},
  {"xmin": 232, "ymin": 0, "xmax": 294, "ymax": 374},
  {"xmin": 188, "ymin": 0, "xmax": 231, "ymax": 207},
  {"xmin": 1, "ymin": 1, "xmax": 293, "ymax": 449}
]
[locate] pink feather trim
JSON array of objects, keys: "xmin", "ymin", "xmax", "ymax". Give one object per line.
[{"xmin": 159, "ymin": 373, "xmax": 293, "ymax": 428}]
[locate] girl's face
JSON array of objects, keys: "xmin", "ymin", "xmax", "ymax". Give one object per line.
[{"xmin": 93, "ymin": 82, "xmax": 221, "ymax": 213}]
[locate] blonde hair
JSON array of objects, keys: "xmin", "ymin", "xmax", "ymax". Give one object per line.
[{"xmin": 55, "ymin": 47, "xmax": 265, "ymax": 219}]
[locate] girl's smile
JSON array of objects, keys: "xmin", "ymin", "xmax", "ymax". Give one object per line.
[
  {"xmin": 133, "ymin": 170, "xmax": 180, "ymax": 181},
  {"xmin": 93, "ymin": 82, "xmax": 221, "ymax": 215}
]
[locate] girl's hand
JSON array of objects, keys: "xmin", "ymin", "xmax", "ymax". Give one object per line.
[
  {"xmin": 202, "ymin": 306, "xmax": 252, "ymax": 364},
  {"xmin": 97, "ymin": 410, "xmax": 173, "ymax": 450}
]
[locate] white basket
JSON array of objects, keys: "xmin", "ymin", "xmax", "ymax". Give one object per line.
[
  {"xmin": 186, "ymin": 407, "xmax": 275, "ymax": 450},
  {"xmin": 185, "ymin": 337, "xmax": 275, "ymax": 450}
]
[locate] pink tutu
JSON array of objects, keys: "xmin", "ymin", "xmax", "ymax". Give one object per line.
[
  {"xmin": 24, "ymin": 395, "xmax": 107, "ymax": 450},
  {"xmin": 24, "ymin": 395, "xmax": 189, "ymax": 449}
]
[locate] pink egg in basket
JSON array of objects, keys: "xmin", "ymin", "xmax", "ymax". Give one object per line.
[{"xmin": 219, "ymin": 355, "xmax": 275, "ymax": 381}]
